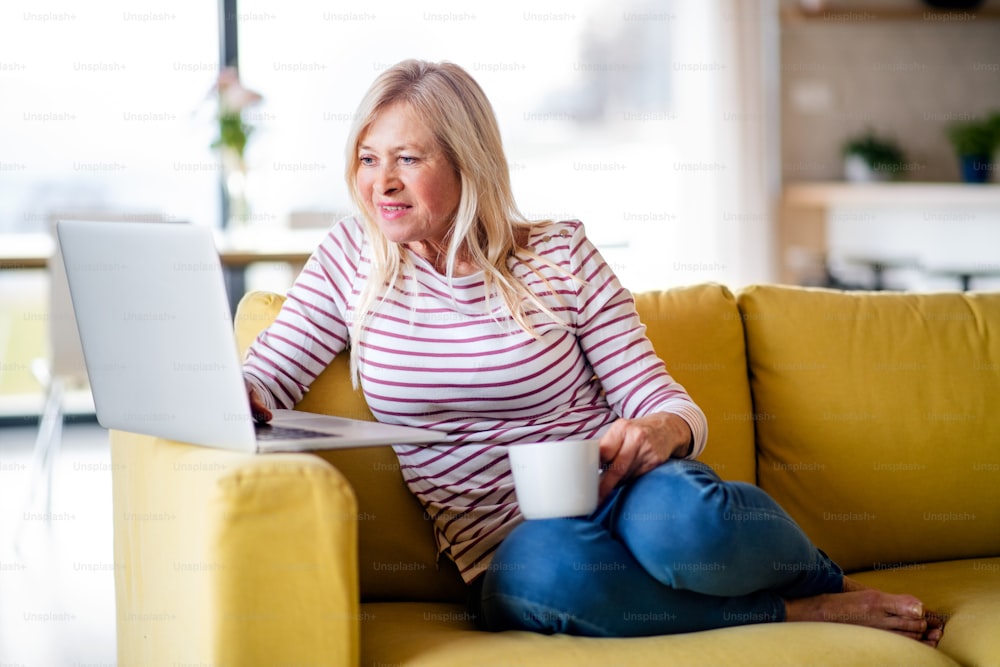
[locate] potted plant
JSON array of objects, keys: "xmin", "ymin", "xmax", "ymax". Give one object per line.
[
  {"xmin": 842, "ymin": 129, "xmax": 907, "ymax": 183},
  {"xmin": 209, "ymin": 67, "xmax": 263, "ymax": 227},
  {"xmin": 946, "ymin": 115, "xmax": 998, "ymax": 184}
]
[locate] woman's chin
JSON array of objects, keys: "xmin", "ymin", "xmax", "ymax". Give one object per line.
[
  {"xmin": 381, "ymin": 230, "xmax": 417, "ymax": 245},
  {"xmin": 371, "ymin": 219, "xmax": 413, "ymax": 243}
]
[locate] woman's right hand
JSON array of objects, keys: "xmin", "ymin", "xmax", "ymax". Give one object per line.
[{"xmin": 247, "ymin": 384, "xmax": 273, "ymax": 423}]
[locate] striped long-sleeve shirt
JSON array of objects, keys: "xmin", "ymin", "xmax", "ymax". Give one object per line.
[{"xmin": 244, "ymin": 216, "xmax": 708, "ymax": 582}]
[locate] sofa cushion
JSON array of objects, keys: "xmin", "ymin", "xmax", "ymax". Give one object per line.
[
  {"xmin": 633, "ymin": 285, "xmax": 756, "ymax": 483},
  {"xmin": 358, "ymin": 601, "xmax": 959, "ymax": 667},
  {"xmin": 739, "ymin": 285, "xmax": 1000, "ymax": 572}
]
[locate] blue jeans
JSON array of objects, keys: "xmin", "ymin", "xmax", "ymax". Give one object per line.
[{"xmin": 471, "ymin": 459, "xmax": 843, "ymax": 637}]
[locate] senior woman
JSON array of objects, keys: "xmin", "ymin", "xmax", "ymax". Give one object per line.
[{"xmin": 243, "ymin": 59, "xmax": 943, "ymax": 646}]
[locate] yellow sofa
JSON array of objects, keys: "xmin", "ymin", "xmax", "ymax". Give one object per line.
[{"xmin": 110, "ymin": 283, "xmax": 1000, "ymax": 667}]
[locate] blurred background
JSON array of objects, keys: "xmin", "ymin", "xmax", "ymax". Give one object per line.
[{"xmin": 1, "ymin": 0, "xmax": 999, "ymax": 663}]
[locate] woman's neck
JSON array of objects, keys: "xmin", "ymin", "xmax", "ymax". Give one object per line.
[{"xmin": 406, "ymin": 240, "xmax": 479, "ymax": 277}]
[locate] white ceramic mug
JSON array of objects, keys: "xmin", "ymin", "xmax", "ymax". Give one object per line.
[{"xmin": 507, "ymin": 439, "xmax": 601, "ymax": 519}]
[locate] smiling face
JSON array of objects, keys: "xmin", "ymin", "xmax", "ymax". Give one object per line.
[{"xmin": 355, "ymin": 102, "xmax": 463, "ymax": 252}]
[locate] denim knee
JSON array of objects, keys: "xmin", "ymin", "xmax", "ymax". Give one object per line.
[
  {"xmin": 612, "ymin": 460, "xmax": 737, "ymax": 574},
  {"xmin": 477, "ymin": 518, "xmax": 634, "ymax": 635},
  {"xmin": 611, "ymin": 460, "xmax": 840, "ymax": 597}
]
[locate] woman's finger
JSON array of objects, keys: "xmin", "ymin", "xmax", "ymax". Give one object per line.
[{"xmin": 248, "ymin": 389, "xmax": 272, "ymax": 423}]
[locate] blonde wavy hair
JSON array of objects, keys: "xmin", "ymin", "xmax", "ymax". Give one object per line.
[{"xmin": 344, "ymin": 59, "xmax": 571, "ymax": 385}]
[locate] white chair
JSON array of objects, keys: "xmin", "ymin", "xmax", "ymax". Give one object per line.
[{"xmin": 16, "ymin": 212, "xmax": 169, "ymax": 539}]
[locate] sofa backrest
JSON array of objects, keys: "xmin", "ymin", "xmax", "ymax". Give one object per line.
[
  {"xmin": 739, "ymin": 285, "xmax": 1000, "ymax": 572},
  {"xmin": 632, "ymin": 286, "xmax": 756, "ymax": 483},
  {"xmin": 236, "ymin": 283, "xmax": 756, "ymax": 601}
]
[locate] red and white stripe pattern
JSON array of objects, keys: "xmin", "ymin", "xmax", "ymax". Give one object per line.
[{"xmin": 244, "ymin": 217, "xmax": 707, "ymax": 582}]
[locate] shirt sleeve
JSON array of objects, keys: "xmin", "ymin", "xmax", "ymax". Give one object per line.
[
  {"xmin": 567, "ymin": 222, "xmax": 708, "ymax": 459},
  {"xmin": 242, "ymin": 218, "xmax": 362, "ymax": 409}
]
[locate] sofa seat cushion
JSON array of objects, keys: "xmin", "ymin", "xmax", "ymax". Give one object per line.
[
  {"xmin": 359, "ymin": 602, "xmax": 958, "ymax": 667},
  {"xmin": 850, "ymin": 557, "xmax": 1000, "ymax": 667}
]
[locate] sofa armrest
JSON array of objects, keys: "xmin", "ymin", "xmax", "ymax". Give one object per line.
[{"xmin": 111, "ymin": 430, "xmax": 359, "ymax": 666}]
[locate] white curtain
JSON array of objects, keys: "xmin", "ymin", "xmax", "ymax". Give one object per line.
[{"xmin": 673, "ymin": 0, "xmax": 780, "ymax": 287}]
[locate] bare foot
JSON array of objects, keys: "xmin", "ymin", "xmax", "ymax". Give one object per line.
[
  {"xmin": 784, "ymin": 577, "xmax": 946, "ymax": 647},
  {"xmin": 842, "ymin": 577, "xmax": 947, "ymax": 646}
]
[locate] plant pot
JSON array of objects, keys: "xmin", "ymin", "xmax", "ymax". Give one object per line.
[
  {"xmin": 958, "ymin": 154, "xmax": 993, "ymax": 184},
  {"xmin": 844, "ymin": 155, "xmax": 892, "ymax": 183}
]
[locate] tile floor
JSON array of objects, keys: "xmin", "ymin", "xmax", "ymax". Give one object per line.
[{"xmin": 0, "ymin": 420, "xmax": 117, "ymax": 666}]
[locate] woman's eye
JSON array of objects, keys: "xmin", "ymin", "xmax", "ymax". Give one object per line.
[
  {"xmin": 399, "ymin": 156, "xmax": 417, "ymax": 165},
  {"xmin": 359, "ymin": 155, "xmax": 375, "ymax": 166}
]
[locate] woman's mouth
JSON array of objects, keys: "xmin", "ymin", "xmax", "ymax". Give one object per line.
[{"xmin": 378, "ymin": 203, "xmax": 411, "ymax": 220}]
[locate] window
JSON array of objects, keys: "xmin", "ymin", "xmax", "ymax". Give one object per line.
[
  {"xmin": 235, "ymin": 0, "xmax": 753, "ymax": 292},
  {"xmin": 0, "ymin": 0, "xmax": 219, "ymax": 406},
  {"xmin": 0, "ymin": 0, "xmax": 777, "ymax": 409},
  {"xmin": 0, "ymin": 0, "xmax": 220, "ymax": 232}
]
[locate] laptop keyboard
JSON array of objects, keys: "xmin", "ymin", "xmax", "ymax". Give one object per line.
[{"xmin": 254, "ymin": 423, "xmax": 338, "ymax": 442}]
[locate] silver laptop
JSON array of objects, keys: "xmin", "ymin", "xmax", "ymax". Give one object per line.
[{"xmin": 56, "ymin": 219, "xmax": 440, "ymax": 453}]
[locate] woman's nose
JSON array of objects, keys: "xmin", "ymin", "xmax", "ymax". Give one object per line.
[{"xmin": 375, "ymin": 165, "xmax": 401, "ymax": 194}]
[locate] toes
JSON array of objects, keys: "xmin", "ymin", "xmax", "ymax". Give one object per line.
[
  {"xmin": 885, "ymin": 594, "xmax": 924, "ymax": 619},
  {"xmin": 888, "ymin": 617, "xmax": 928, "ymax": 634},
  {"xmin": 892, "ymin": 628, "xmax": 941, "ymax": 648},
  {"xmin": 920, "ymin": 629, "xmax": 943, "ymax": 649},
  {"xmin": 926, "ymin": 610, "xmax": 948, "ymax": 630}
]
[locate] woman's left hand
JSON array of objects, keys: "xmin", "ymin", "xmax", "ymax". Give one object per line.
[{"xmin": 598, "ymin": 413, "xmax": 693, "ymax": 500}]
